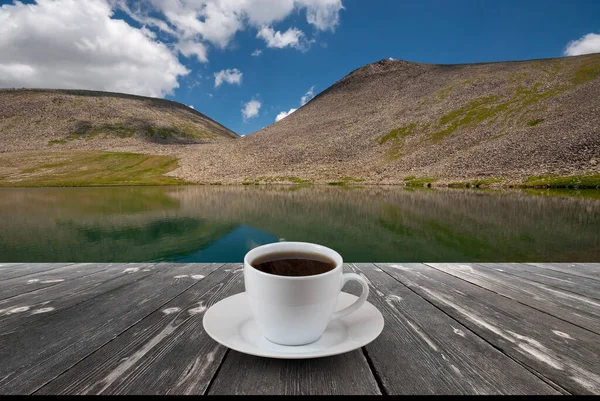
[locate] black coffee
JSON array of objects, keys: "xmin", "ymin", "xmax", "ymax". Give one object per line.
[{"xmin": 251, "ymin": 252, "xmax": 337, "ymax": 277}]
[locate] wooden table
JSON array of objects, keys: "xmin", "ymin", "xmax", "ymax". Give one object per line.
[{"xmin": 1, "ymin": 262, "xmax": 599, "ymax": 395}]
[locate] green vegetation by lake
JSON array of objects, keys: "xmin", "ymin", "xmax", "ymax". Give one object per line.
[
  {"xmin": 0, "ymin": 186, "xmax": 598, "ymax": 263},
  {"xmin": 0, "ymin": 150, "xmax": 187, "ymax": 187},
  {"xmin": 523, "ymin": 174, "xmax": 600, "ymax": 189}
]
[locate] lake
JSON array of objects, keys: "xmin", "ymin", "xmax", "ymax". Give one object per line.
[{"xmin": 0, "ymin": 186, "xmax": 598, "ymax": 263}]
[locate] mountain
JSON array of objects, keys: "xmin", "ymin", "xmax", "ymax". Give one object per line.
[
  {"xmin": 0, "ymin": 54, "xmax": 599, "ymax": 187},
  {"xmin": 0, "ymin": 89, "xmax": 237, "ymax": 152},
  {"xmin": 0, "ymin": 89, "xmax": 237, "ymax": 186},
  {"xmin": 176, "ymin": 53, "xmax": 599, "ymax": 187}
]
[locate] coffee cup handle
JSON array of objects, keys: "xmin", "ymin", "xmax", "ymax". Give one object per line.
[{"xmin": 331, "ymin": 273, "xmax": 370, "ymax": 320}]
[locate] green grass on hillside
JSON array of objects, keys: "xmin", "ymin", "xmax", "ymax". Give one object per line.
[
  {"xmin": 376, "ymin": 56, "xmax": 600, "ymax": 155},
  {"xmin": 438, "ymin": 84, "xmax": 456, "ymax": 100},
  {"xmin": 571, "ymin": 62, "xmax": 600, "ymax": 85},
  {"xmin": 0, "ymin": 151, "xmax": 189, "ymax": 187},
  {"xmin": 327, "ymin": 177, "xmax": 365, "ymax": 186},
  {"xmin": 378, "ymin": 124, "xmax": 417, "ymax": 145},
  {"xmin": 404, "ymin": 177, "xmax": 437, "ymax": 187},
  {"xmin": 522, "ymin": 174, "xmax": 600, "ymax": 189},
  {"xmin": 527, "ymin": 118, "xmax": 544, "ymax": 127},
  {"xmin": 431, "ymin": 95, "xmax": 512, "ymax": 142},
  {"xmin": 47, "ymin": 123, "xmax": 218, "ymax": 146},
  {"xmin": 147, "ymin": 124, "xmax": 216, "ymax": 141},
  {"xmin": 378, "ymin": 123, "xmax": 417, "ymax": 158},
  {"xmin": 448, "ymin": 178, "xmax": 505, "ymax": 188}
]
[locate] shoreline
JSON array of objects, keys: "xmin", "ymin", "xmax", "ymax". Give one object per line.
[{"xmin": 1, "ymin": 180, "xmax": 599, "ymax": 190}]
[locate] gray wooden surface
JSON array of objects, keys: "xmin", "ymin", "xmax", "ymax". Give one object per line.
[{"xmin": 0, "ymin": 262, "xmax": 598, "ymax": 395}]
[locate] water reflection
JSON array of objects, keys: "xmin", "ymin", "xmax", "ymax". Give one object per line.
[{"xmin": 0, "ymin": 186, "xmax": 598, "ymax": 262}]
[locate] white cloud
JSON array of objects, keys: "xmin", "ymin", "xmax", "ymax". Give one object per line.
[
  {"xmin": 564, "ymin": 33, "xmax": 600, "ymax": 56},
  {"xmin": 243, "ymin": 0, "xmax": 297, "ymax": 26},
  {"xmin": 252, "ymin": 49, "xmax": 262, "ymax": 57},
  {"xmin": 113, "ymin": 0, "xmax": 178, "ymax": 36},
  {"xmin": 300, "ymin": 85, "xmax": 315, "ymax": 105},
  {"xmin": 299, "ymin": 0, "xmax": 344, "ymax": 31},
  {"xmin": 275, "ymin": 108, "xmax": 297, "ymax": 121},
  {"xmin": 188, "ymin": 79, "xmax": 201, "ymax": 89},
  {"xmin": 275, "ymin": 85, "xmax": 315, "ymax": 122},
  {"xmin": 242, "ymin": 99, "xmax": 261, "ymax": 119},
  {"xmin": 0, "ymin": 0, "xmax": 345, "ymax": 97},
  {"xmin": 0, "ymin": 0, "xmax": 188, "ymax": 98},
  {"xmin": 140, "ymin": 26, "xmax": 157, "ymax": 39},
  {"xmin": 257, "ymin": 26, "xmax": 305, "ymax": 49},
  {"xmin": 175, "ymin": 40, "xmax": 208, "ymax": 62},
  {"xmin": 189, "ymin": 105, "xmax": 195, "ymax": 109},
  {"xmin": 388, "ymin": 57, "xmax": 394, "ymax": 60},
  {"xmin": 115, "ymin": 0, "xmax": 345, "ymax": 56},
  {"xmin": 214, "ymin": 68, "xmax": 243, "ymax": 88}
]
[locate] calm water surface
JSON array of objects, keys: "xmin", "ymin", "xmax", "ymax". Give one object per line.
[{"xmin": 0, "ymin": 186, "xmax": 598, "ymax": 262}]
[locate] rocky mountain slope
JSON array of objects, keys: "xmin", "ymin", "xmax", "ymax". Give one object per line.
[
  {"xmin": 0, "ymin": 89, "xmax": 238, "ymax": 153},
  {"xmin": 174, "ymin": 53, "xmax": 599, "ymax": 186},
  {"xmin": 1, "ymin": 53, "xmax": 598, "ymax": 187}
]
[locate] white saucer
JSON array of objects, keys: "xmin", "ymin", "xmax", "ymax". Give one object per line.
[{"xmin": 202, "ymin": 292, "xmax": 384, "ymax": 359}]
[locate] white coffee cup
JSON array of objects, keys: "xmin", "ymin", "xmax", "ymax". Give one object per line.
[{"xmin": 244, "ymin": 241, "xmax": 370, "ymax": 346}]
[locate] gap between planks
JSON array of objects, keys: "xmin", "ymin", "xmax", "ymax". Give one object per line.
[
  {"xmin": 370, "ymin": 263, "xmax": 570, "ymax": 395},
  {"xmin": 423, "ymin": 263, "xmax": 600, "ymax": 337},
  {"xmin": 360, "ymin": 347, "xmax": 388, "ymax": 395},
  {"xmin": 28, "ymin": 263, "xmax": 226, "ymax": 395}
]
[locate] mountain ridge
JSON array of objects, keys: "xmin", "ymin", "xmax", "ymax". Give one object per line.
[
  {"xmin": 1, "ymin": 53, "xmax": 599, "ymax": 187},
  {"xmin": 0, "ymin": 88, "xmax": 238, "ymax": 154},
  {"xmin": 203, "ymin": 52, "xmax": 598, "ymax": 186}
]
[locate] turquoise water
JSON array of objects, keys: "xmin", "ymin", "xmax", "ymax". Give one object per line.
[{"xmin": 0, "ymin": 186, "xmax": 598, "ymax": 262}]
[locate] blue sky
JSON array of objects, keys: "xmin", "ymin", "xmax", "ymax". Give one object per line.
[{"xmin": 1, "ymin": 0, "xmax": 599, "ymax": 136}]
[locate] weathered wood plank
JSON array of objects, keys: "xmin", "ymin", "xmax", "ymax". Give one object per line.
[
  {"xmin": 478, "ymin": 263, "xmax": 600, "ymax": 301},
  {"xmin": 0, "ymin": 264, "xmax": 24, "ymax": 275},
  {"xmin": 347, "ymin": 263, "xmax": 559, "ymax": 395},
  {"xmin": 0, "ymin": 263, "xmax": 111, "ymax": 301},
  {"xmin": 378, "ymin": 263, "xmax": 600, "ymax": 395},
  {"xmin": 40, "ymin": 263, "xmax": 382, "ymax": 396},
  {"xmin": 208, "ymin": 350, "xmax": 381, "ymax": 395},
  {"xmin": 425, "ymin": 263, "xmax": 600, "ymax": 335},
  {"xmin": 0, "ymin": 263, "xmax": 73, "ymax": 281},
  {"xmin": 200, "ymin": 265, "xmax": 381, "ymax": 395},
  {"xmin": 526, "ymin": 263, "xmax": 600, "ymax": 283},
  {"xmin": 36, "ymin": 263, "xmax": 238, "ymax": 395},
  {"xmin": 6, "ymin": 263, "xmax": 600, "ymax": 395},
  {"xmin": 0, "ymin": 263, "xmax": 222, "ymax": 394},
  {"xmin": 0, "ymin": 263, "xmax": 159, "ymax": 327}
]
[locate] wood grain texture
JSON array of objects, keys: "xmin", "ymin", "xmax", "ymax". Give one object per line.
[
  {"xmin": 526, "ymin": 263, "xmax": 600, "ymax": 282},
  {"xmin": 378, "ymin": 263, "xmax": 600, "ymax": 395},
  {"xmin": 0, "ymin": 263, "xmax": 159, "ymax": 327},
  {"xmin": 0, "ymin": 264, "xmax": 24, "ymax": 276},
  {"xmin": 0, "ymin": 263, "xmax": 72, "ymax": 281},
  {"xmin": 348, "ymin": 263, "xmax": 560, "ymax": 395},
  {"xmin": 208, "ymin": 350, "xmax": 381, "ymax": 395},
  {"xmin": 0, "ymin": 263, "xmax": 222, "ymax": 394},
  {"xmin": 203, "ymin": 264, "xmax": 382, "ymax": 395},
  {"xmin": 0, "ymin": 263, "xmax": 111, "ymax": 301},
  {"xmin": 425, "ymin": 263, "xmax": 600, "ymax": 334},
  {"xmin": 478, "ymin": 263, "xmax": 600, "ymax": 301},
  {"xmin": 36, "ymin": 263, "xmax": 238, "ymax": 395},
  {"xmin": 3, "ymin": 263, "xmax": 599, "ymax": 395}
]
